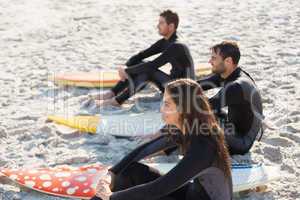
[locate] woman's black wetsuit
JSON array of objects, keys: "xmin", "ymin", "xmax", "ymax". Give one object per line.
[
  {"xmin": 90, "ymin": 132, "xmax": 232, "ymax": 200},
  {"xmin": 111, "ymin": 32, "xmax": 195, "ymax": 104}
]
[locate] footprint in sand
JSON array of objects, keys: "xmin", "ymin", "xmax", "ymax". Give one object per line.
[
  {"xmin": 263, "ymin": 136, "xmax": 295, "ymax": 147},
  {"xmin": 262, "ymin": 146, "xmax": 283, "ymax": 163},
  {"xmin": 280, "ymin": 131, "xmax": 300, "ymax": 144},
  {"xmin": 0, "ymin": 126, "xmax": 8, "ymax": 138},
  {"xmin": 282, "ymin": 123, "xmax": 300, "ymax": 133}
]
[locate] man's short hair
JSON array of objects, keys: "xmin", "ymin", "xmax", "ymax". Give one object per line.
[
  {"xmin": 160, "ymin": 10, "xmax": 179, "ymax": 29},
  {"xmin": 212, "ymin": 41, "xmax": 241, "ymax": 65}
]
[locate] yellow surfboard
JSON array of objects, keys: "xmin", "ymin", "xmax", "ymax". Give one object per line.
[
  {"xmin": 47, "ymin": 115, "xmax": 100, "ymax": 134},
  {"xmin": 195, "ymin": 63, "xmax": 212, "ymax": 77},
  {"xmin": 51, "ymin": 64, "xmax": 212, "ymax": 88},
  {"xmin": 47, "ymin": 112, "xmax": 164, "ymax": 136},
  {"xmin": 52, "ymin": 71, "xmax": 120, "ymax": 88}
]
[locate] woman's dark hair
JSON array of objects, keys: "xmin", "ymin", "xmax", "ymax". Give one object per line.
[{"xmin": 165, "ymin": 78, "xmax": 231, "ymax": 177}]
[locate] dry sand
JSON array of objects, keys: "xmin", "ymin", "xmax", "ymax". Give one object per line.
[{"xmin": 0, "ymin": 0, "xmax": 299, "ymax": 199}]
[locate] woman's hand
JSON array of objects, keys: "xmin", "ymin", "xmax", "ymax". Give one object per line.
[
  {"xmin": 95, "ymin": 174, "xmax": 112, "ymax": 200},
  {"xmin": 108, "ymin": 171, "xmax": 116, "ymax": 191}
]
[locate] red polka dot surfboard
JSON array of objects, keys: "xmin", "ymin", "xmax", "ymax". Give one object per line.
[
  {"xmin": 0, "ymin": 163, "xmax": 280, "ymax": 198},
  {"xmin": 0, "ymin": 164, "xmax": 109, "ymax": 199}
]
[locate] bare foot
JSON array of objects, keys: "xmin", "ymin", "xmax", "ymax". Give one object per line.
[
  {"xmin": 78, "ymin": 95, "xmax": 91, "ymax": 104},
  {"xmin": 79, "ymin": 91, "xmax": 115, "ymax": 104},
  {"xmin": 95, "ymin": 98, "xmax": 120, "ymax": 107},
  {"xmin": 93, "ymin": 91, "xmax": 115, "ymax": 100}
]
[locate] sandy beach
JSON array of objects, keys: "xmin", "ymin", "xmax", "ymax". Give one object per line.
[{"xmin": 0, "ymin": 0, "xmax": 299, "ymax": 199}]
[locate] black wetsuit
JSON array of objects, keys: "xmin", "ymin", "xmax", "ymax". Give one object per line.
[
  {"xmin": 90, "ymin": 132, "xmax": 233, "ymax": 200},
  {"xmin": 197, "ymin": 67, "xmax": 263, "ymax": 155},
  {"xmin": 111, "ymin": 32, "xmax": 195, "ymax": 104}
]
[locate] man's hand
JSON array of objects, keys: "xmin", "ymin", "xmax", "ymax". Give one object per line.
[{"xmin": 118, "ymin": 66, "xmax": 128, "ymax": 81}]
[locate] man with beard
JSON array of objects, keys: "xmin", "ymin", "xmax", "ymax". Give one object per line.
[{"xmin": 197, "ymin": 41, "xmax": 263, "ymax": 155}]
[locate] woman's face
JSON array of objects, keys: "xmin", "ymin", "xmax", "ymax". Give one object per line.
[{"xmin": 160, "ymin": 90, "xmax": 181, "ymax": 129}]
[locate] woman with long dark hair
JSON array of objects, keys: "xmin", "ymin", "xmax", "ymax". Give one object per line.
[{"xmin": 90, "ymin": 79, "xmax": 232, "ymax": 200}]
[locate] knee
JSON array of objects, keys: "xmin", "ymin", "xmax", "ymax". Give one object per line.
[
  {"xmin": 110, "ymin": 172, "xmax": 130, "ymax": 192},
  {"xmin": 229, "ymin": 146, "xmax": 251, "ymax": 155},
  {"xmin": 226, "ymin": 135, "xmax": 254, "ymax": 155},
  {"xmin": 110, "ymin": 162, "xmax": 144, "ymax": 192}
]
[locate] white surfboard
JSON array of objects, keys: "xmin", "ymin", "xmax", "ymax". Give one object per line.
[
  {"xmin": 97, "ymin": 111, "xmax": 163, "ymax": 137},
  {"xmin": 147, "ymin": 163, "xmax": 280, "ymax": 193},
  {"xmin": 48, "ymin": 111, "xmax": 163, "ymax": 137}
]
